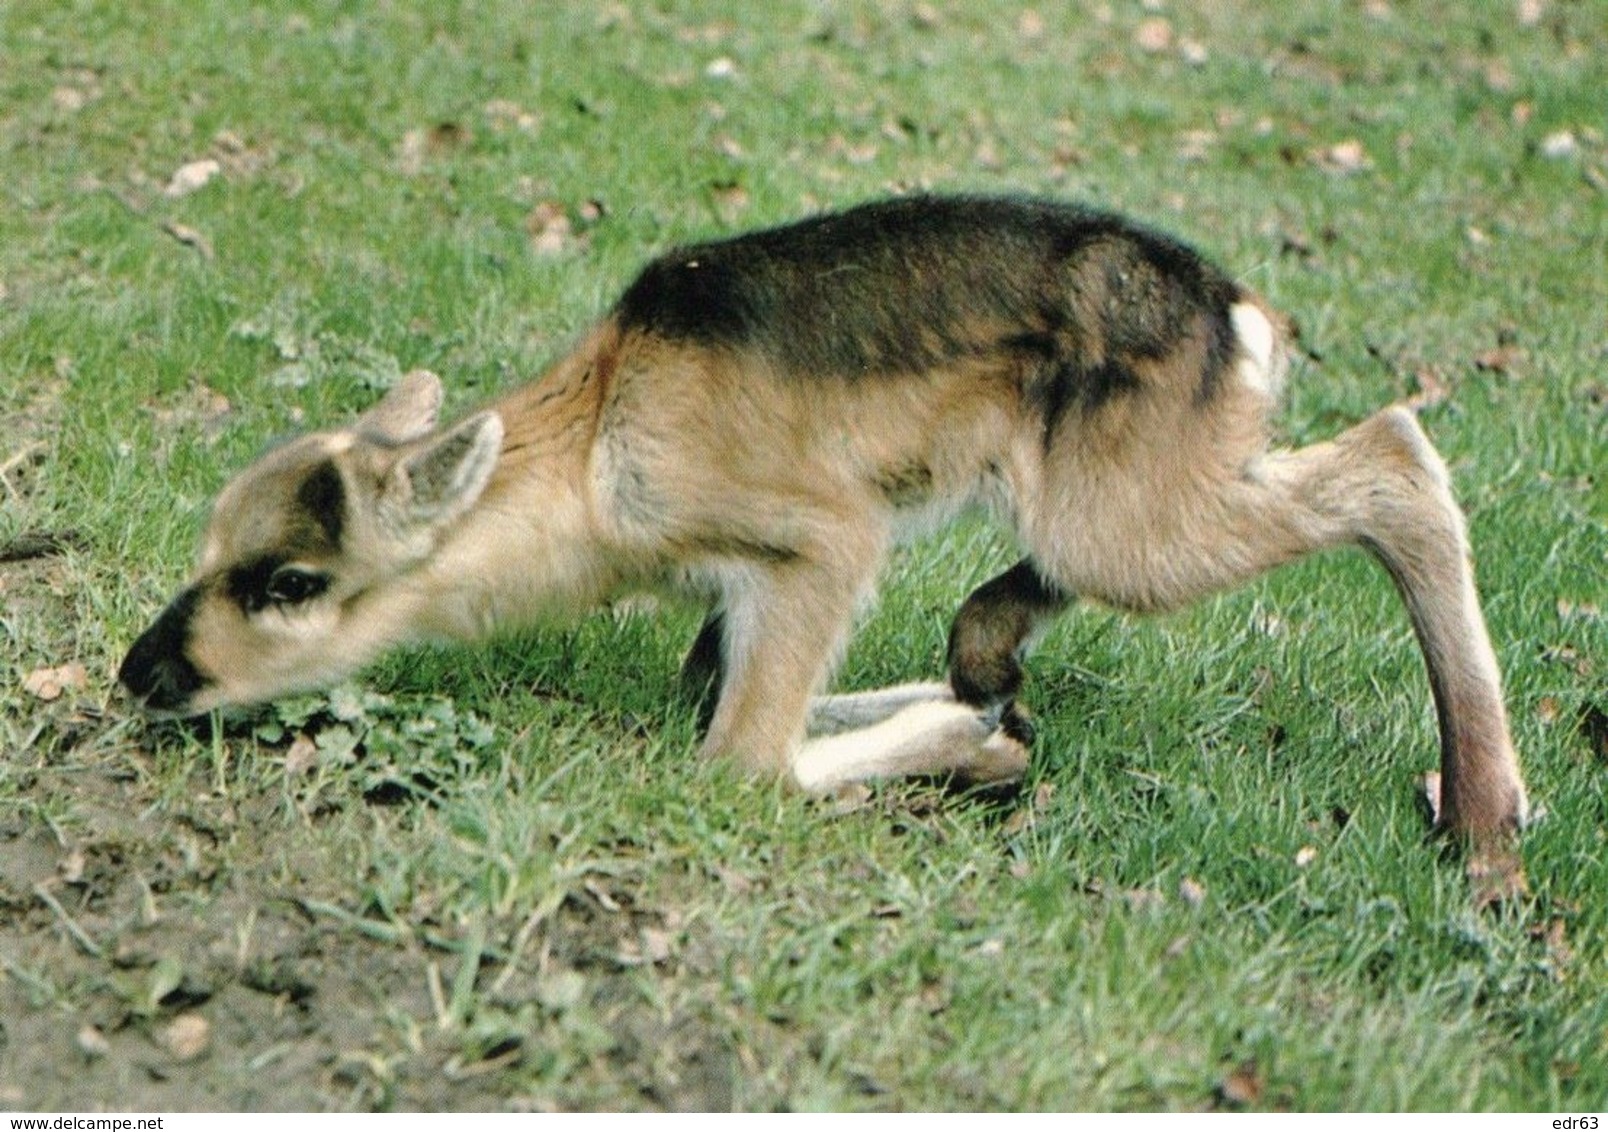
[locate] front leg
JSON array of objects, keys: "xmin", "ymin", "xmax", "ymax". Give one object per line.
[
  {"xmin": 692, "ymin": 620, "xmax": 957, "ymax": 740},
  {"xmin": 698, "ymin": 550, "xmax": 881, "ymax": 777},
  {"xmin": 698, "ymin": 544, "xmax": 1031, "ymax": 793}
]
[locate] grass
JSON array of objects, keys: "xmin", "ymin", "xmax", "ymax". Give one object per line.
[{"xmin": 2, "ymin": 0, "xmax": 1606, "ymax": 1112}]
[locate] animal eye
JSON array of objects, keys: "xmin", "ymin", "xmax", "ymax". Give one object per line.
[{"xmin": 265, "ymin": 567, "xmax": 328, "ymax": 606}]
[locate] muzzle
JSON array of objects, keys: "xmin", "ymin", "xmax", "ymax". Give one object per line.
[{"xmin": 119, "ymin": 586, "xmax": 210, "ymax": 715}]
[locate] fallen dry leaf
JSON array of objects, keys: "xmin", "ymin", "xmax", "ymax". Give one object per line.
[
  {"xmin": 163, "ymin": 158, "xmax": 221, "ymax": 198},
  {"xmin": 23, "ymin": 662, "xmax": 88, "ymax": 702},
  {"xmin": 1313, "ymin": 138, "xmax": 1373, "ymax": 175},
  {"xmin": 526, "ymin": 201, "xmax": 580, "ymax": 257},
  {"xmin": 483, "ymin": 99, "xmax": 538, "ymax": 132},
  {"xmin": 1050, "ymin": 142, "xmax": 1086, "ymax": 175},
  {"xmin": 212, "ymin": 128, "xmax": 247, "ymax": 155},
  {"xmin": 1294, "ymin": 845, "xmax": 1318, "ymax": 868},
  {"xmin": 76, "ymin": 1025, "xmax": 111, "ymax": 1060},
  {"xmin": 162, "ymin": 221, "xmax": 214, "ymax": 261},
  {"xmin": 53, "ymin": 86, "xmax": 93, "ymax": 113},
  {"xmin": 1538, "ymin": 643, "xmax": 1592, "ymax": 680},
  {"xmin": 208, "ymin": 129, "xmax": 272, "ymax": 180},
  {"xmin": 1540, "ymin": 130, "xmax": 1579, "ymax": 159},
  {"xmin": 0, "ymin": 530, "xmax": 81, "ymax": 566},
  {"xmin": 711, "ymin": 180, "xmax": 750, "ymax": 221},
  {"xmin": 830, "ymin": 781, "xmax": 874, "ymax": 814},
  {"xmin": 1406, "ymin": 365, "xmax": 1451, "ymax": 410},
  {"xmin": 826, "ymin": 134, "xmax": 880, "ymax": 166},
  {"xmin": 159, "ymin": 1012, "xmax": 211, "ymax": 1062},
  {"xmin": 1474, "ymin": 343, "xmax": 1524, "ymax": 374},
  {"xmin": 1217, "ymin": 1059, "xmax": 1264, "ymax": 1108},
  {"xmin": 1483, "ymin": 58, "xmax": 1516, "ymax": 93},
  {"xmin": 398, "ymin": 122, "xmax": 469, "ymax": 175},
  {"xmin": 397, "ymin": 131, "xmax": 427, "ymax": 176},
  {"xmin": 1123, "ymin": 887, "xmax": 1166, "ymax": 913}
]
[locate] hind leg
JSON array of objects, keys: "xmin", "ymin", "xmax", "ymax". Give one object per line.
[
  {"xmin": 1264, "ymin": 409, "xmax": 1525, "ymax": 840},
  {"xmin": 1306, "ymin": 410, "xmax": 1526, "ymax": 840},
  {"xmin": 1041, "ymin": 406, "xmax": 1525, "ymax": 843},
  {"xmin": 946, "ymin": 559, "xmax": 1073, "ymax": 742},
  {"xmin": 792, "ymin": 697, "xmax": 1030, "ymax": 792},
  {"xmin": 805, "ymin": 681, "xmax": 955, "ymax": 736},
  {"xmin": 680, "ymin": 609, "xmax": 726, "ymax": 732}
]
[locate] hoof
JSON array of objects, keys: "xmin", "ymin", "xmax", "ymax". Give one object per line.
[{"xmin": 956, "ymin": 727, "xmax": 1031, "ymax": 787}]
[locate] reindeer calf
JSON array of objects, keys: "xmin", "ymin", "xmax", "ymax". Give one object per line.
[{"xmin": 120, "ymin": 195, "xmax": 1527, "ymax": 840}]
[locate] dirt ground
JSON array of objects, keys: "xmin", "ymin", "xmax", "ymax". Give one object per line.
[
  {"xmin": 1, "ymin": 739, "xmax": 743, "ymax": 1112},
  {"xmin": 0, "ymin": 546, "xmax": 746, "ymax": 1113}
]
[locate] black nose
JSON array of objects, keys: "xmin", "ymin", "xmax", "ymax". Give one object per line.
[{"xmin": 119, "ymin": 587, "xmax": 208, "ymax": 715}]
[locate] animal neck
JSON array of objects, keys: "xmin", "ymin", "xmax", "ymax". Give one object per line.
[{"xmin": 400, "ymin": 328, "xmax": 621, "ymax": 643}]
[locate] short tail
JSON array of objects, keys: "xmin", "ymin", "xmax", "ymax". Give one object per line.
[{"xmin": 1229, "ymin": 298, "xmax": 1291, "ymax": 401}]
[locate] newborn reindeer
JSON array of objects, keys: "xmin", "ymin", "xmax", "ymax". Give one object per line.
[{"xmin": 120, "ymin": 194, "xmax": 1527, "ymax": 841}]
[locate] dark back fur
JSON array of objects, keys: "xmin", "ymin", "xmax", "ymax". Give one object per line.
[{"xmin": 614, "ymin": 194, "xmax": 1244, "ymax": 421}]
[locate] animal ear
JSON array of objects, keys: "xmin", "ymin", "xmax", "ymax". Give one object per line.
[
  {"xmin": 357, "ymin": 370, "xmax": 444, "ymax": 444},
  {"xmin": 378, "ymin": 410, "xmax": 504, "ymax": 533}
]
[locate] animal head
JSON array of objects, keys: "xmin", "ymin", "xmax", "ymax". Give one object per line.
[{"xmin": 119, "ymin": 371, "xmax": 504, "ymax": 716}]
